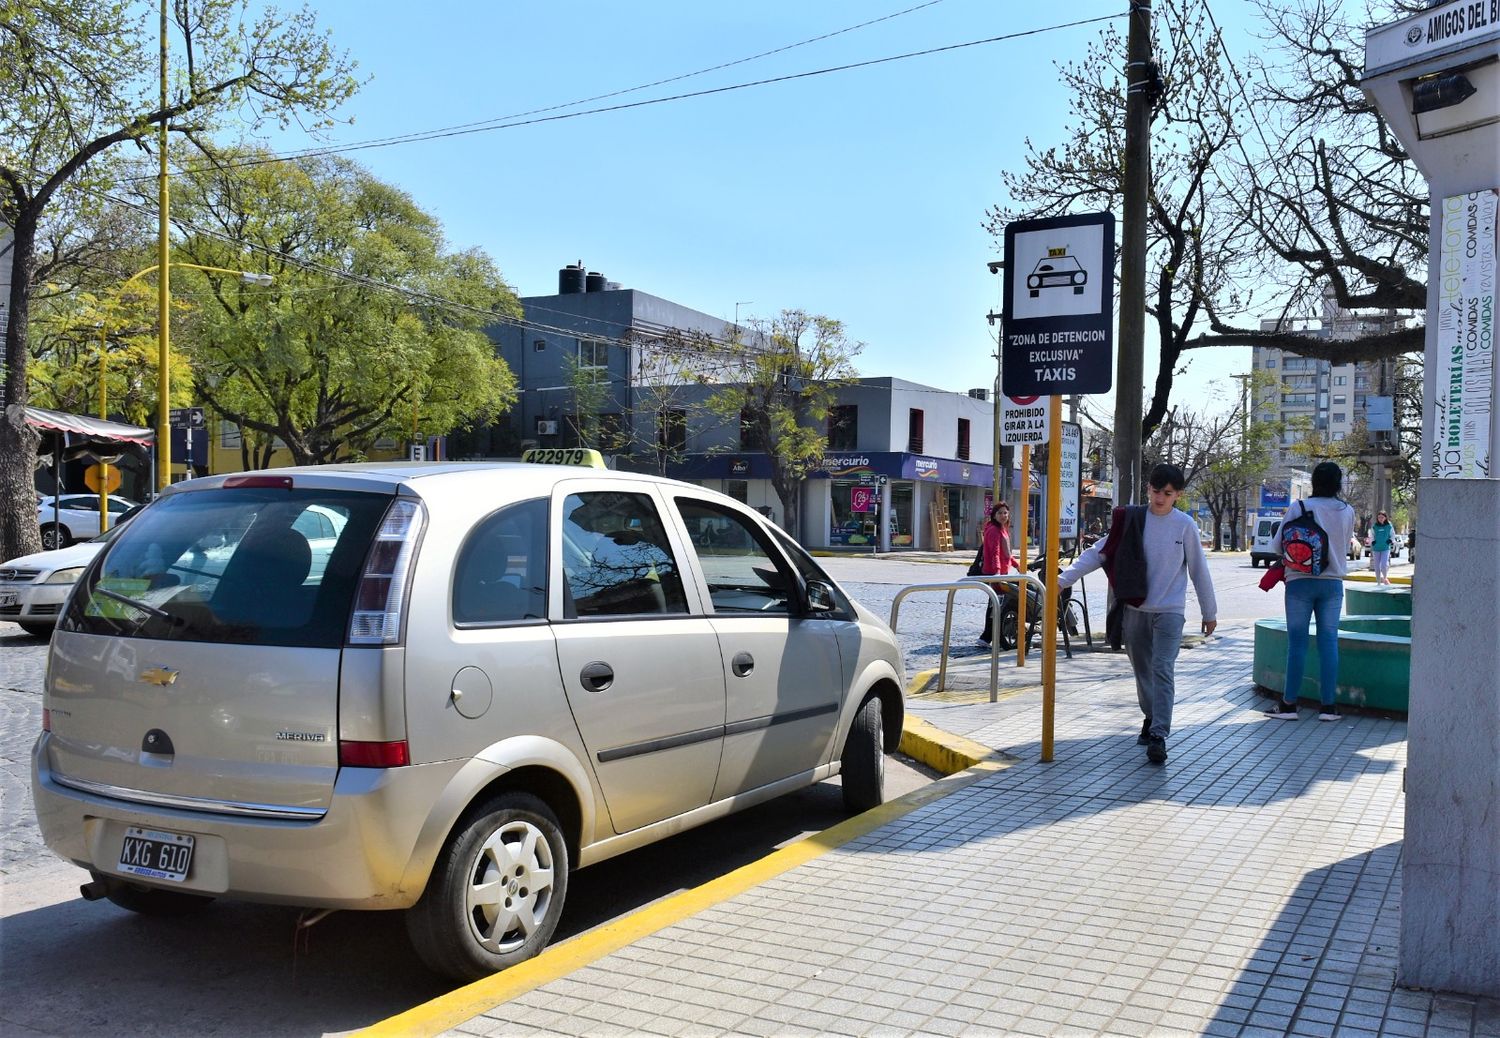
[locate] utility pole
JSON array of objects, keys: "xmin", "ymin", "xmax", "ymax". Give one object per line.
[{"xmin": 1114, "ymin": 0, "xmax": 1152, "ymax": 508}]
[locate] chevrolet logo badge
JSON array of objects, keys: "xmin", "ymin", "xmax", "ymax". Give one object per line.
[{"xmin": 140, "ymin": 666, "xmax": 179, "ymax": 687}]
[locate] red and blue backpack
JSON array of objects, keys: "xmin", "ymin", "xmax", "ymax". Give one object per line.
[{"xmin": 1280, "ymin": 500, "xmax": 1329, "ymax": 575}]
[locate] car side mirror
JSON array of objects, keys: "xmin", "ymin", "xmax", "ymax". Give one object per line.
[{"xmin": 805, "ymin": 579, "xmax": 836, "ymax": 614}]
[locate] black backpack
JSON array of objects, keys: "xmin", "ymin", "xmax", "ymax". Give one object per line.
[{"xmin": 1280, "ymin": 500, "xmax": 1330, "ymax": 576}]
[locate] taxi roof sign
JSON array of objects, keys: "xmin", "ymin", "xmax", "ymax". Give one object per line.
[
  {"xmin": 521, "ymin": 447, "xmax": 608, "ymax": 469},
  {"xmin": 1047, "ymin": 247, "xmax": 1068, "ymax": 257}
]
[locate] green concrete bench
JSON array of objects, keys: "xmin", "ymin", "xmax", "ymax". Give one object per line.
[
  {"xmin": 1252, "ymin": 614, "xmax": 1410, "ymax": 712},
  {"xmin": 1344, "ymin": 584, "xmax": 1412, "ymax": 616}
]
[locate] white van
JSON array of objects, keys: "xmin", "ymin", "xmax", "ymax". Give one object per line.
[{"xmin": 1250, "ymin": 514, "xmax": 1282, "ymax": 568}]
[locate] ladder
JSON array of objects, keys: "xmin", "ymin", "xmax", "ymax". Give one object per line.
[{"xmin": 929, "ymin": 502, "xmax": 954, "ymax": 552}]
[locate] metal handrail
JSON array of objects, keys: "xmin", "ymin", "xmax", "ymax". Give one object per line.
[{"xmin": 888, "ymin": 574, "xmax": 1049, "ymax": 703}]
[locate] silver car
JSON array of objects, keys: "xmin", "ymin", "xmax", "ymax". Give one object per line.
[{"xmin": 31, "ymin": 458, "xmax": 904, "ymax": 980}]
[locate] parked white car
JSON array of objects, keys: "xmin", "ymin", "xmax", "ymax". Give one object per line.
[
  {"xmin": 2, "ymin": 516, "xmax": 140, "ymax": 637},
  {"xmin": 37, "ymin": 494, "xmax": 139, "ymax": 549}
]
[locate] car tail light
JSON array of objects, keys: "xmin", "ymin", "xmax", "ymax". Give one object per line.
[
  {"xmin": 347, "ymin": 498, "xmax": 424, "ymax": 645},
  {"xmin": 339, "ymin": 739, "xmax": 410, "ymax": 768},
  {"xmin": 42, "ymin": 708, "xmax": 51, "ymax": 732}
]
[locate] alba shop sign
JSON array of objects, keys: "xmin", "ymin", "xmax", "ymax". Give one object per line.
[{"xmin": 1002, "ymin": 212, "xmax": 1116, "ymax": 397}]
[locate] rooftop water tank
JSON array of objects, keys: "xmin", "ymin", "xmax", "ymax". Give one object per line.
[
  {"xmin": 558, "ymin": 264, "xmax": 586, "ymax": 294},
  {"xmin": 585, "ymin": 271, "xmax": 607, "ymax": 293}
]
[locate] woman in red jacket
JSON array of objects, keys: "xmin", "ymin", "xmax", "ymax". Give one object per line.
[{"xmin": 977, "ymin": 502, "xmax": 1020, "ymax": 646}]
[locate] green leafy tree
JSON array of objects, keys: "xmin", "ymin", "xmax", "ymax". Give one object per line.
[
  {"xmin": 562, "ymin": 354, "xmax": 611, "ymax": 451},
  {"xmin": 1, "ymin": 0, "xmax": 357, "ymax": 558},
  {"xmin": 703, "ymin": 310, "xmax": 861, "ymax": 541},
  {"xmin": 172, "ymin": 153, "xmax": 519, "ymax": 464}
]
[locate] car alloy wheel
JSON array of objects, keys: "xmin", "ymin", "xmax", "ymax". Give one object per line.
[{"xmin": 407, "ymin": 792, "xmax": 569, "ymax": 981}]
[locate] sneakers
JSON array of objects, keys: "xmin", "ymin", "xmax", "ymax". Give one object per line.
[
  {"xmin": 1318, "ymin": 706, "xmax": 1341, "ymax": 722},
  {"xmin": 1137, "ymin": 717, "xmax": 1152, "ymax": 745},
  {"xmin": 1264, "ymin": 701, "xmax": 1300, "ymax": 720},
  {"xmin": 1146, "ymin": 736, "xmax": 1167, "ymax": 763}
]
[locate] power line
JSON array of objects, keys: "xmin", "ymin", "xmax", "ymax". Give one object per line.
[
  {"xmin": 255, "ymin": 1, "xmax": 952, "ymax": 164},
  {"xmin": 123, "ymin": 11, "xmax": 1125, "ymax": 182}
]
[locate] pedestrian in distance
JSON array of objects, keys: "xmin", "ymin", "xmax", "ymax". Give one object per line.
[
  {"xmin": 1370, "ymin": 510, "xmax": 1394, "ymax": 584},
  {"xmin": 976, "ymin": 502, "xmax": 1020, "ymax": 647},
  {"xmin": 1057, "ymin": 463, "xmax": 1218, "ymax": 765},
  {"xmin": 1264, "ymin": 461, "xmax": 1357, "ymax": 722}
]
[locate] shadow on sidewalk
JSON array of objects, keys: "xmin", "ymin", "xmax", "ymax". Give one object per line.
[{"xmin": 1203, "ymin": 841, "xmax": 1500, "ymax": 1034}]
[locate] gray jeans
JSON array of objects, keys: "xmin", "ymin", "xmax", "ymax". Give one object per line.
[{"xmin": 1122, "ymin": 607, "xmax": 1185, "ymax": 740}]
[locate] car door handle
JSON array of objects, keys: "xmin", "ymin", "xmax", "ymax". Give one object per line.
[
  {"xmin": 579, "ymin": 661, "xmax": 614, "ymax": 693},
  {"xmin": 731, "ymin": 652, "xmax": 754, "ymax": 678}
]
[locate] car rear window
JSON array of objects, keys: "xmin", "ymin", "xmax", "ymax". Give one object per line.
[{"xmin": 61, "ymin": 487, "xmax": 392, "ymax": 648}]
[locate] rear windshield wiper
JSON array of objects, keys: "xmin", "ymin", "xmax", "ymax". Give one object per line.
[{"xmin": 93, "ymin": 586, "xmax": 183, "ymax": 625}]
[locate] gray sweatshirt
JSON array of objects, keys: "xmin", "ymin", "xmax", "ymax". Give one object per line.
[{"xmin": 1059, "ymin": 507, "xmax": 1218, "ymax": 620}]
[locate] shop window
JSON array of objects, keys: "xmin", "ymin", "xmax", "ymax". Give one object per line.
[
  {"xmin": 658, "ymin": 409, "xmax": 687, "ymax": 453},
  {"xmin": 828, "ymin": 405, "xmax": 858, "ymax": 451},
  {"xmin": 956, "ymin": 418, "xmax": 971, "ymax": 461},
  {"xmin": 739, "ymin": 408, "xmax": 756, "ymax": 450},
  {"xmin": 907, "ymin": 409, "xmax": 924, "ymax": 454},
  {"xmin": 725, "ymin": 479, "xmax": 748, "ymax": 503}
]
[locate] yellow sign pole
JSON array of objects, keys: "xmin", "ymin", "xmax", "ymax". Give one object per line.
[
  {"xmin": 1040, "ymin": 394, "xmax": 1063, "ymax": 762},
  {"xmin": 155, "ymin": 0, "xmax": 171, "ymax": 492},
  {"xmin": 1015, "ymin": 443, "xmax": 1031, "ymax": 667},
  {"xmin": 98, "ymin": 324, "xmax": 109, "ymax": 532}
]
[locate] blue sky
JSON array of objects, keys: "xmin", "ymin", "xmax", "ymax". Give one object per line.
[{"xmin": 261, "ymin": 0, "xmax": 1269, "ymax": 423}]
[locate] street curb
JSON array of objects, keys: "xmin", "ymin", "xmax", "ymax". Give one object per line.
[
  {"xmin": 899, "ymin": 715, "xmax": 1014, "ymax": 775},
  {"xmin": 357, "ymin": 748, "xmax": 1004, "ymax": 1038}
]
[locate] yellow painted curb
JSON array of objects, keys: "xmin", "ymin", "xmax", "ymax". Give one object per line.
[
  {"xmin": 898, "ymin": 715, "xmax": 1014, "ymax": 775},
  {"xmin": 1346, "ymin": 572, "xmax": 1412, "ymax": 585},
  {"xmin": 357, "ymin": 755, "xmax": 1004, "ymax": 1037}
]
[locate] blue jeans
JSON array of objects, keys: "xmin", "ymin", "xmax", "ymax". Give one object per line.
[
  {"xmin": 1122, "ymin": 607, "xmax": 1185, "ymax": 739},
  {"xmin": 1284, "ymin": 577, "xmax": 1343, "ymax": 706}
]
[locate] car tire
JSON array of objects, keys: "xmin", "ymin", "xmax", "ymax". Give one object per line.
[
  {"xmin": 840, "ymin": 696, "xmax": 885, "ymax": 814},
  {"xmin": 100, "ymin": 876, "xmax": 215, "ymax": 916},
  {"xmin": 406, "ymin": 792, "xmax": 569, "ymax": 982},
  {"xmin": 40, "ymin": 523, "xmax": 70, "ymax": 550},
  {"xmin": 18, "ymin": 622, "xmax": 52, "ymax": 639}
]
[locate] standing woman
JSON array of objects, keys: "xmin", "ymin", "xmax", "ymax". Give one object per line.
[
  {"xmin": 1265, "ymin": 461, "xmax": 1358, "ymax": 721},
  {"xmin": 977, "ymin": 502, "xmax": 1020, "ymax": 646},
  {"xmin": 1370, "ymin": 510, "xmax": 1395, "ymax": 585}
]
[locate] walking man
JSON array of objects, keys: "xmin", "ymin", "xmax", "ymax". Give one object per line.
[{"xmin": 1057, "ymin": 463, "xmax": 1218, "ymax": 764}]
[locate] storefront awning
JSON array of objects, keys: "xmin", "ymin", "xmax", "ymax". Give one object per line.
[{"xmin": 21, "ymin": 405, "xmax": 156, "ymax": 447}]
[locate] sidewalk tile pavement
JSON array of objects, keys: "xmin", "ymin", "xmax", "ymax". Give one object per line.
[{"xmin": 441, "ymin": 623, "xmax": 1500, "ymax": 1037}]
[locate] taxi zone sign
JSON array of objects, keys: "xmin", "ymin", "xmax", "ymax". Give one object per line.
[{"xmin": 1002, "ymin": 212, "xmax": 1115, "ymax": 397}]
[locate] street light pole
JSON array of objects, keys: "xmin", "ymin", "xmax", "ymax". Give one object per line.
[
  {"xmin": 986, "ymin": 260, "xmax": 1005, "ymax": 515},
  {"xmin": 156, "ymin": 0, "xmax": 171, "ymax": 493},
  {"xmin": 1231, "ymin": 372, "xmax": 1251, "ymax": 550}
]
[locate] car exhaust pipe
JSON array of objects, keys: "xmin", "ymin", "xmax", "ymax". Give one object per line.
[{"xmin": 79, "ymin": 877, "xmax": 111, "ymax": 901}]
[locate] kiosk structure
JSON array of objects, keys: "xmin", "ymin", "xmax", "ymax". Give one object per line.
[{"xmin": 1362, "ymin": 0, "xmax": 1500, "ymax": 998}]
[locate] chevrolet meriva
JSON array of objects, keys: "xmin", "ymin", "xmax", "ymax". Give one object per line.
[{"xmin": 32, "ymin": 456, "xmax": 905, "ymax": 980}]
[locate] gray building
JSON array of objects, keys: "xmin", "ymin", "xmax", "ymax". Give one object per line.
[{"xmin": 482, "ymin": 266, "xmax": 1003, "ymax": 550}]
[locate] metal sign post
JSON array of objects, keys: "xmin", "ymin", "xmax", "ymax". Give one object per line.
[
  {"xmin": 1003, "ymin": 212, "xmax": 1116, "ymax": 764},
  {"xmin": 1040, "ymin": 396, "xmax": 1063, "ymax": 762}
]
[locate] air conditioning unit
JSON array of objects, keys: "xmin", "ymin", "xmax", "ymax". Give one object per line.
[{"xmin": 535, "ymin": 420, "xmax": 559, "ymax": 435}]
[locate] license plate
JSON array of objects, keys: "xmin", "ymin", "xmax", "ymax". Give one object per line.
[
  {"xmin": 0, "ymin": 590, "xmax": 17, "ymax": 608},
  {"xmin": 118, "ymin": 826, "xmax": 195, "ymax": 883}
]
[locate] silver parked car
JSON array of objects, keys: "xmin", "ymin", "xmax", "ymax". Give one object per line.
[{"xmin": 31, "ymin": 457, "xmax": 905, "ymax": 980}]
